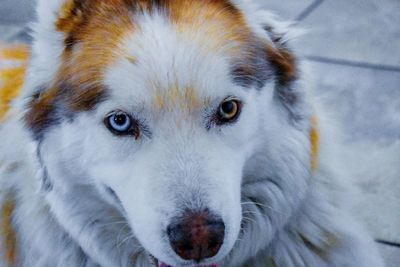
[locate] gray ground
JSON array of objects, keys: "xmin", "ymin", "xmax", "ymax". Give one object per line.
[{"xmin": 0, "ymin": 0, "xmax": 399, "ymax": 266}]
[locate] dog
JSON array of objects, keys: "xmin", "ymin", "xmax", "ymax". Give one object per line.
[{"xmin": 0, "ymin": 0, "xmax": 385, "ymax": 266}]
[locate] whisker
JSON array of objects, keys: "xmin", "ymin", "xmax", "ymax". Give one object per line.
[
  {"xmin": 241, "ymin": 201, "xmax": 287, "ymax": 215},
  {"xmin": 118, "ymin": 234, "xmax": 135, "ymax": 249},
  {"xmin": 116, "ymin": 224, "xmax": 131, "ymax": 246},
  {"xmin": 242, "ymin": 216, "xmax": 257, "ymax": 225},
  {"xmin": 99, "ymin": 221, "xmax": 128, "ymax": 227}
]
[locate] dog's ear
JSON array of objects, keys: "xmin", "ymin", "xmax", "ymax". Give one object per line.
[
  {"xmin": 23, "ymin": 0, "xmax": 90, "ymax": 100},
  {"xmin": 35, "ymin": 0, "xmax": 93, "ymax": 47},
  {"xmin": 264, "ymin": 23, "xmax": 298, "ymax": 90},
  {"xmin": 53, "ymin": 0, "xmax": 89, "ymax": 34},
  {"xmin": 258, "ymin": 12, "xmax": 306, "ymax": 121},
  {"xmin": 36, "ymin": 0, "xmax": 91, "ymax": 28},
  {"xmin": 23, "ymin": 0, "xmax": 98, "ymax": 139}
]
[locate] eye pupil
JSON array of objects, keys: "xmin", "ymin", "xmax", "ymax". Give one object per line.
[
  {"xmin": 107, "ymin": 112, "xmax": 133, "ymax": 134},
  {"xmin": 114, "ymin": 114, "xmax": 127, "ymax": 125},
  {"xmin": 221, "ymin": 101, "xmax": 235, "ymax": 114}
]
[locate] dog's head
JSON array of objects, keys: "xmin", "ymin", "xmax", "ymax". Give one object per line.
[{"xmin": 23, "ymin": 0, "xmax": 314, "ymax": 266}]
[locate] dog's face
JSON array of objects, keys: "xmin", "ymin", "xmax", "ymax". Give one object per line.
[
  {"xmin": 95, "ymin": 52, "xmax": 256, "ymax": 264},
  {"xmin": 24, "ymin": 0, "xmax": 312, "ymax": 266}
]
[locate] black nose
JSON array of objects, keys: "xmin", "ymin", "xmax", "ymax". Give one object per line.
[{"xmin": 167, "ymin": 211, "xmax": 225, "ymax": 262}]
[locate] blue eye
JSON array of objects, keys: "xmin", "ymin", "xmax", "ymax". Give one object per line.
[
  {"xmin": 109, "ymin": 113, "xmax": 131, "ymax": 132},
  {"xmin": 106, "ymin": 112, "xmax": 134, "ymax": 135}
]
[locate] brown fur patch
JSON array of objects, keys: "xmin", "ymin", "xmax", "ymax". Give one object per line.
[
  {"xmin": 26, "ymin": 1, "xmax": 137, "ymax": 137},
  {"xmin": 262, "ymin": 22, "xmax": 299, "ymax": 91},
  {"xmin": 1, "ymin": 197, "xmax": 17, "ymax": 266},
  {"xmin": 265, "ymin": 44, "xmax": 297, "ymax": 87},
  {"xmin": 82, "ymin": 0, "xmax": 249, "ymax": 54},
  {"xmin": 57, "ymin": 0, "xmax": 135, "ymax": 85},
  {"xmin": 25, "ymin": 88, "xmax": 60, "ymax": 138}
]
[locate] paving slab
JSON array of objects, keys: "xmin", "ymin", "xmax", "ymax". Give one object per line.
[
  {"xmin": 295, "ymin": 0, "xmax": 400, "ymax": 66},
  {"xmin": 378, "ymin": 244, "xmax": 400, "ymax": 267},
  {"xmin": 0, "ymin": 0, "xmax": 36, "ymax": 25},
  {"xmin": 0, "ymin": 25, "xmax": 25, "ymax": 42},
  {"xmin": 306, "ymin": 61, "xmax": 400, "ymax": 141},
  {"xmin": 307, "ymin": 61, "xmax": 400, "ymax": 244},
  {"xmin": 8, "ymin": 27, "xmax": 32, "ymax": 43},
  {"xmin": 344, "ymin": 139, "xmax": 400, "ymax": 244},
  {"xmin": 254, "ymin": 0, "xmax": 315, "ymax": 20}
]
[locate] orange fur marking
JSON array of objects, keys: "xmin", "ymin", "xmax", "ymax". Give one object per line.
[
  {"xmin": 310, "ymin": 116, "xmax": 319, "ymax": 171},
  {"xmin": 52, "ymin": 0, "xmax": 249, "ymax": 111},
  {"xmin": 153, "ymin": 85, "xmax": 202, "ymax": 113},
  {"xmin": 26, "ymin": 0, "xmax": 136, "ymax": 133},
  {"xmin": 57, "ymin": 0, "xmax": 136, "ymax": 106},
  {"xmin": 0, "ymin": 45, "xmax": 29, "ymax": 121},
  {"xmin": 1, "ymin": 198, "xmax": 17, "ymax": 266},
  {"xmin": 167, "ymin": 0, "xmax": 251, "ymax": 54},
  {"xmin": 265, "ymin": 44, "xmax": 297, "ymax": 87},
  {"xmin": 57, "ymin": 0, "xmax": 84, "ymax": 34}
]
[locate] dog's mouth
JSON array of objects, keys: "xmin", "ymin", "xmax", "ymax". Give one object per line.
[{"xmin": 150, "ymin": 255, "xmax": 219, "ymax": 267}]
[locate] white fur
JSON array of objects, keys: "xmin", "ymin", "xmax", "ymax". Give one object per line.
[{"xmin": 0, "ymin": 1, "xmax": 385, "ymax": 267}]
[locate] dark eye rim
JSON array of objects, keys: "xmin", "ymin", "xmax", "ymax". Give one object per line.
[
  {"xmin": 104, "ymin": 111, "xmax": 140, "ymax": 139},
  {"xmin": 214, "ymin": 97, "xmax": 242, "ymax": 125}
]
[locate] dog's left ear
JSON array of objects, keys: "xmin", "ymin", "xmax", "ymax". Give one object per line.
[
  {"xmin": 263, "ymin": 19, "xmax": 298, "ymax": 88},
  {"xmin": 233, "ymin": 1, "xmax": 305, "ymax": 119},
  {"xmin": 253, "ymin": 11, "xmax": 306, "ymax": 120}
]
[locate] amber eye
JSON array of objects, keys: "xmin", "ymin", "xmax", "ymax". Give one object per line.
[{"xmin": 217, "ymin": 98, "xmax": 241, "ymax": 123}]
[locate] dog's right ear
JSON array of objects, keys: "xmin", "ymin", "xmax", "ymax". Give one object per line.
[
  {"xmin": 35, "ymin": 0, "xmax": 92, "ymax": 47},
  {"xmin": 36, "ymin": 0, "xmax": 90, "ymax": 27},
  {"xmin": 26, "ymin": 0, "xmax": 92, "ymax": 97}
]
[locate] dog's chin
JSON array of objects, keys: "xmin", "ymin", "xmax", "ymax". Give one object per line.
[{"xmin": 150, "ymin": 255, "xmax": 219, "ymax": 267}]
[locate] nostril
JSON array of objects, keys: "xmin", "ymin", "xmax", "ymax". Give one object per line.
[
  {"xmin": 208, "ymin": 242, "xmax": 219, "ymax": 250},
  {"xmin": 167, "ymin": 211, "xmax": 225, "ymax": 261},
  {"xmin": 177, "ymin": 243, "xmax": 193, "ymax": 255}
]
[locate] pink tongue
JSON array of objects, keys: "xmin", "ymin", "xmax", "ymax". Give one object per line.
[{"xmin": 159, "ymin": 263, "xmax": 218, "ymax": 267}]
